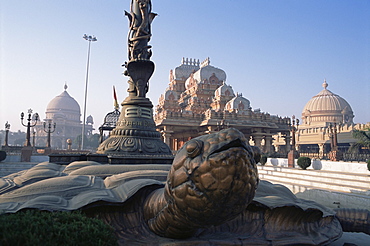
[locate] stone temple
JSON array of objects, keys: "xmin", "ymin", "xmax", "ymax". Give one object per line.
[{"xmin": 154, "ymin": 57, "xmax": 291, "ymax": 152}]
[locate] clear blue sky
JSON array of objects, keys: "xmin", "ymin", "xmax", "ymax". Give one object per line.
[{"xmin": 1, "ymin": 0, "xmax": 369, "ymax": 133}]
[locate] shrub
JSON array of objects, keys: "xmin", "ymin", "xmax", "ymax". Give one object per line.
[
  {"xmin": 367, "ymin": 159, "xmax": 370, "ymax": 172},
  {"xmin": 0, "ymin": 210, "xmax": 117, "ymax": 246},
  {"xmin": 260, "ymin": 154, "xmax": 268, "ymax": 166},
  {"xmin": 297, "ymin": 157, "xmax": 311, "ymax": 170},
  {"xmin": 0, "ymin": 151, "xmax": 6, "ymax": 162}
]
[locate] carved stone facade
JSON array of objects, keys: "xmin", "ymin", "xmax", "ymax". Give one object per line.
[{"xmin": 155, "ymin": 58, "xmax": 291, "ymax": 152}]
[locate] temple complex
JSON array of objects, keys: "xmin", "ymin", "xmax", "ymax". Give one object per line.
[
  {"xmin": 273, "ymin": 80, "xmax": 369, "ymax": 158},
  {"xmin": 154, "ymin": 57, "xmax": 291, "ymax": 152}
]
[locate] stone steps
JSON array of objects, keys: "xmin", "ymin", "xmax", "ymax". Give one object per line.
[
  {"xmin": 258, "ymin": 166, "xmax": 369, "ymax": 194},
  {"xmin": 257, "ymin": 165, "xmax": 370, "ymax": 209}
]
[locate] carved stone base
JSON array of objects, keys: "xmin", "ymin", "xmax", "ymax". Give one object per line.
[
  {"xmin": 21, "ymin": 146, "xmax": 33, "ymax": 162},
  {"xmin": 97, "ymin": 103, "xmax": 173, "ymax": 164}
]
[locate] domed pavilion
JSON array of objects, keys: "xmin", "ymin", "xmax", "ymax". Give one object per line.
[
  {"xmin": 301, "ymin": 80, "xmax": 354, "ymax": 126},
  {"xmin": 34, "ymin": 85, "xmax": 94, "ymax": 149},
  {"xmin": 274, "ymin": 80, "xmax": 368, "ymax": 158}
]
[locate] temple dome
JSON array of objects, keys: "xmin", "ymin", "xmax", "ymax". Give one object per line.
[
  {"xmin": 214, "ymin": 82, "xmax": 235, "ymax": 98},
  {"xmin": 164, "ymin": 89, "xmax": 178, "ymax": 101},
  {"xmin": 193, "ymin": 58, "xmax": 226, "ymax": 84},
  {"xmin": 46, "ymin": 85, "xmax": 81, "ymax": 115},
  {"xmin": 301, "ymin": 80, "xmax": 354, "ymax": 125},
  {"xmin": 185, "ymin": 58, "xmax": 226, "ymax": 89},
  {"xmin": 225, "ymin": 93, "xmax": 251, "ymax": 112},
  {"xmin": 173, "ymin": 58, "xmax": 200, "ymax": 80}
]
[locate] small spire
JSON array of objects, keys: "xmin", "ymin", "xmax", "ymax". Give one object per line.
[
  {"xmin": 322, "ymin": 79, "xmax": 328, "ymax": 89},
  {"xmin": 64, "ymin": 82, "xmax": 68, "ymax": 91}
]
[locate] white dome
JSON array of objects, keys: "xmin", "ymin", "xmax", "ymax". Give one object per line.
[
  {"xmin": 164, "ymin": 90, "xmax": 178, "ymax": 101},
  {"xmin": 173, "ymin": 58, "xmax": 200, "ymax": 80},
  {"xmin": 302, "ymin": 80, "xmax": 354, "ymax": 125},
  {"xmin": 215, "ymin": 82, "xmax": 234, "ymax": 98},
  {"xmin": 46, "ymin": 89, "xmax": 80, "ymax": 115},
  {"xmin": 184, "ymin": 58, "xmax": 226, "ymax": 89},
  {"xmin": 225, "ymin": 94, "xmax": 251, "ymax": 112}
]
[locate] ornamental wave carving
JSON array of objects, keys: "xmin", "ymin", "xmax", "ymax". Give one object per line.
[{"xmin": 97, "ymin": 134, "xmax": 171, "ymax": 155}]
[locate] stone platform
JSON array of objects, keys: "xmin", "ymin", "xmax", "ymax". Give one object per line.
[{"xmin": 258, "ymin": 164, "xmax": 370, "ymax": 209}]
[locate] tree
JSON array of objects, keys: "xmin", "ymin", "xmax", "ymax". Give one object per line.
[
  {"xmin": 87, "ymin": 134, "xmax": 100, "ymax": 149},
  {"xmin": 74, "ymin": 133, "xmax": 101, "ymax": 150},
  {"xmin": 348, "ymin": 127, "xmax": 370, "ymax": 153}
]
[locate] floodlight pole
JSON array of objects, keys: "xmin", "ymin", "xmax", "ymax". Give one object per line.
[{"xmin": 81, "ymin": 34, "xmax": 97, "ymax": 150}]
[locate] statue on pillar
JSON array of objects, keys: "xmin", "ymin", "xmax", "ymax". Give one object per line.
[
  {"xmin": 123, "ymin": 0, "xmax": 157, "ymax": 100},
  {"xmin": 96, "ymin": 0, "xmax": 172, "ymax": 163}
]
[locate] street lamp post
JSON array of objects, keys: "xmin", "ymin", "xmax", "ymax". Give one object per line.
[
  {"xmin": 20, "ymin": 109, "xmax": 39, "ymax": 162},
  {"xmin": 291, "ymin": 115, "xmax": 299, "ymax": 151},
  {"xmin": 288, "ymin": 115, "xmax": 299, "ymax": 167},
  {"xmin": 4, "ymin": 121, "xmax": 10, "ymax": 147},
  {"xmin": 43, "ymin": 120, "xmax": 56, "ymax": 148},
  {"xmin": 81, "ymin": 34, "xmax": 97, "ymax": 150},
  {"xmin": 328, "ymin": 123, "xmax": 342, "ymax": 161},
  {"xmin": 20, "ymin": 109, "xmax": 39, "ymax": 147}
]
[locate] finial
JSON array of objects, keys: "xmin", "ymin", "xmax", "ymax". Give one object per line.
[
  {"xmin": 64, "ymin": 83, "xmax": 68, "ymax": 91},
  {"xmin": 322, "ymin": 79, "xmax": 328, "ymax": 89}
]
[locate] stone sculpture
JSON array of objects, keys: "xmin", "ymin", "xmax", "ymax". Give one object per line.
[{"xmin": 0, "ymin": 128, "xmax": 369, "ymax": 245}]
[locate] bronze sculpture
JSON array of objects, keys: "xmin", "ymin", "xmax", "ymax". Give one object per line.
[
  {"xmin": 1, "ymin": 1, "xmax": 368, "ymax": 245},
  {"xmin": 123, "ymin": 0, "xmax": 156, "ymax": 99},
  {"xmin": 0, "ymin": 128, "xmax": 369, "ymax": 245}
]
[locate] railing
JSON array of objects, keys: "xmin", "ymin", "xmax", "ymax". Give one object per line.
[
  {"xmin": 342, "ymin": 153, "xmax": 370, "ymax": 162},
  {"xmin": 298, "ymin": 152, "xmax": 329, "ymax": 160},
  {"xmin": 298, "ymin": 152, "xmax": 369, "ymax": 162}
]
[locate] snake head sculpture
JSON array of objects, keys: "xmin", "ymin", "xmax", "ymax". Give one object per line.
[{"xmin": 145, "ymin": 128, "xmax": 260, "ymax": 238}]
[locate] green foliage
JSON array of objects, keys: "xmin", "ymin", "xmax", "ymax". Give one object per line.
[
  {"xmin": 88, "ymin": 134, "xmax": 101, "ymax": 148},
  {"xmin": 74, "ymin": 134, "xmax": 100, "ymax": 149},
  {"xmin": 0, "ymin": 151, "xmax": 6, "ymax": 162},
  {"xmin": 0, "ymin": 210, "xmax": 117, "ymax": 246},
  {"xmin": 297, "ymin": 157, "xmax": 311, "ymax": 170},
  {"xmin": 260, "ymin": 154, "xmax": 268, "ymax": 166},
  {"xmin": 349, "ymin": 128, "xmax": 370, "ymax": 153},
  {"xmin": 367, "ymin": 159, "xmax": 370, "ymax": 172}
]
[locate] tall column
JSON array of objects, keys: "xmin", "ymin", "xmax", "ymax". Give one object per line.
[
  {"xmin": 264, "ymin": 135, "xmax": 273, "ymax": 153},
  {"xmin": 252, "ymin": 135, "xmax": 263, "ymax": 149},
  {"xmin": 97, "ymin": 0, "xmax": 173, "ymax": 165},
  {"xmin": 161, "ymin": 127, "xmax": 173, "ymax": 150},
  {"xmin": 283, "ymin": 135, "xmax": 291, "ymax": 154}
]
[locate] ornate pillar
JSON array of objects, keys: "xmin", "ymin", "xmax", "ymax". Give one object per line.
[{"xmin": 97, "ymin": 0, "xmax": 173, "ymax": 164}]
